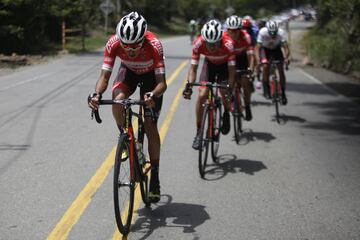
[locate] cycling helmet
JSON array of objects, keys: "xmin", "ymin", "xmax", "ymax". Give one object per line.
[
  {"xmin": 266, "ymin": 20, "xmax": 279, "ymax": 36},
  {"xmin": 243, "ymin": 15, "xmax": 253, "ymax": 21},
  {"xmin": 226, "ymin": 15, "xmax": 242, "ymax": 29},
  {"xmin": 201, "ymin": 19, "xmax": 223, "ymax": 43},
  {"xmin": 116, "ymin": 12, "xmax": 147, "ymax": 44},
  {"xmin": 242, "ymin": 18, "xmax": 251, "ymax": 28}
]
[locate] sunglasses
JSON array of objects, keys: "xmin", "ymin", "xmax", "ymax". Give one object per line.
[
  {"xmin": 227, "ymin": 28, "xmax": 239, "ymax": 33},
  {"xmin": 121, "ymin": 40, "xmax": 143, "ymax": 51},
  {"xmin": 206, "ymin": 41, "xmax": 221, "ymax": 49}
]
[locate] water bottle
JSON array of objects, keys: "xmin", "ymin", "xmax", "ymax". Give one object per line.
[
  {"xmin": 135, "ymin": 142, "xmax": 145, "ymax": 165},
  {"xmin": 256, "ymin": 81, "xmax": 262, "ymax": 90}
]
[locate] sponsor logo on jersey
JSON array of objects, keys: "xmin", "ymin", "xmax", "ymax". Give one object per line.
[{"xmin": 150, "ymin": 39, "xmax": 163, "ymax": 56}]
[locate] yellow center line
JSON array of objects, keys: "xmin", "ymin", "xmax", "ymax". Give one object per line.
[
  {"xmin": 47, "ymin": 60, "xmax": 188, "ymax": 240},
  {"xmin": 112, "ymin": 75, "xmax": 189, "ymax": 240}
]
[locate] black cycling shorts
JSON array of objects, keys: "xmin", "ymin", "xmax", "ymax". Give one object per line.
[
  {"xmin": 236, "ymin": 53, "xmax": 249, "ymax": 70},
  {"xmin": 112, "ymin": 65, "xmax": 163, "ymax": 118},
  {"xmin": 199, "ymin": 58, "xmax": 228, "ymax": 84},
  {"xmin": 261, "ymin": 46, "xmax": 284, "ymax": 63}
]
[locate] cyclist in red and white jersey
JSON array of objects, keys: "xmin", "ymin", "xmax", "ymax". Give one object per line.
[
  {"xmin": 183, "ymin": 19, "xmax": 236, "ymax": 150},
  {"xmin": 88, "ymin": 12, "xmax": 166, "ymax": 203},
  {"xmin": 224, "ymin": 15, "xmax": 255, "ymax": 121},
  {"xmin": 255, "ymin": 20, "xmax": 290, "ymax": 104}
]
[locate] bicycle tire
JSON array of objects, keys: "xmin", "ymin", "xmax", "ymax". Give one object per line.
[
  {"xmin": 233, "ymin": 88, "xmax": 243, "ymax": 144},
  {"xmin": 211, "ymin": 98, "xmax": 222, "ymax": 162},
  {"xmin": 113, "ymin": 134, "xmax": 135, "ymax": 236},
  {"xmin": 198, "ymin": 106, "xmax": 210, "ymax": 178},
  {"xmin": 272, "ymin": 80, "xmax": 280, "ymax": 123},
  {"xmin": 137, "ymin": 159, "xmax": 151, "ymax": 207}
]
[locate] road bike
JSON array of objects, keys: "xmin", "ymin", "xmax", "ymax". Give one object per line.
[
  {"xmin": 262, "ymin": 60, "xmax": 288, "ymax": 123},
  {"xmin": 233, "ymin": 69, "xmax": 252, "ymax": 144},
  {"xmin": 91, "ymin": 98, "xmax": 155, "ymax": 236},
  {"xmin": 188, "ymin": 81, "xmax": 229, "ymax": 178}
]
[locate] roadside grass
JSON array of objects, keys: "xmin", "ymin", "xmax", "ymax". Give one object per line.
[{"xmin": 304, "ymin": 27, "xmax": 359, "ymax": 76}]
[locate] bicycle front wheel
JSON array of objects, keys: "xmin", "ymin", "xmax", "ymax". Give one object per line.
[
  {"xmin": 113, "ymin": 134, "xmax": 135, "ymax": 236},
  {"xmin": 233, "ymin": 88, "xmax": 243, "ymax": 144},
  {"xmin": 199, "ymin": 106, "xmax": 210, "ymax": 178},
  {"xmin": 137, "ymin": 159, "xmax": 151, "ymax": 207},
  {"xmin": 272, "ymin": 80, "xmax": 280, "ymax": 123},
  {"xmin": 211, "ymin": 99, "xmax": 222, "ymax": 162}
]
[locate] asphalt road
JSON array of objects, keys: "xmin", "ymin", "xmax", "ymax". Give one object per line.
[{"xmin": 1, "ymin": 20, "xmax": 359, "ymax": 240}]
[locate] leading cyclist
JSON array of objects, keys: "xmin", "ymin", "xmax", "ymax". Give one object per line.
[
  {"xmin": 182, "ymin": 19, "xmax": 236, "ymax": 150},
  {"xmin": 88, "ymin": 12, "xmax": 166, "ymax": 203},
  {"xmin": 255, "ymin": 20, "xmax": 290, "ymax": 104}
]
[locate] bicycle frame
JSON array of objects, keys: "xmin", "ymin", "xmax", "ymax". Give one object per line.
[
  {"xmin": 91, "ymin": 98, "xmax": 154, "ymax": 235},
  {"xmin": 267, "ymin": 60, "xmax": 284, "ymax": 123},
  {"xmin": 191, "ymin": 82, "xmax": 225, "ymax": 142},
  {"xmin": 189, "ymin": 82, "xmax": 228, "ymax": 178}
]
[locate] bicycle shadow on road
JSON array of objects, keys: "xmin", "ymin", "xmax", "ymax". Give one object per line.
[
  {"xmin": 129, "ymin": 194, "xmax": 209, "ymax": 240},
  {"xmin": 203, "ymin": 154, "xmax": 268, "ymax": 181},
  {"xmin": 251, "ymin": 99, "xmax": 273, "ymax": 107},
  {"xmin": 234, "ymin": 129, "xmax": 276, "ymax": 145},
  {"xmin": 271, "ymin": 114, "xmax": 307, "ymax": 125},
  {"xmin": 301, "ymin": 100, "xmax": 360, "ymax": 135}
]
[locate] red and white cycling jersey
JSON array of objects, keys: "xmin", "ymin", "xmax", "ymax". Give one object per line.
[
  {"xmin": 191, "ymin": 35, "xmax": 236, "ymax": 66},
  {"xmin": 102, "ymin": 31, "xmax": 165, "ymax": 75},
  {"xmin": 224, "ymin": 30, "xmax": 254, "ymax": 55}
]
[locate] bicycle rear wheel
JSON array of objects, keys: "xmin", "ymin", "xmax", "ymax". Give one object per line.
[
  {"xmin": 199, "ymin": 106, "xmax": 210, "ymax": 178},
  {"xmin": 211, "ymin": 99, "xmax": 222, "ymax": 162},
  {"xmin": 233, "ymin": 88, "xmax": 243, "ymax": 144},
  {"xmin": 113, "ymin": 134, "xmax": 135, "ymax": 236}
]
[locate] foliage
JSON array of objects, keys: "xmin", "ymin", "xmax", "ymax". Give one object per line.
[
  {"xmin": 0, "ymin": 0, "xmax": 317, "ymax": 54},
  {"xmin": 307, "ymin": 0, "xmax": 360, "ymax": 74}
]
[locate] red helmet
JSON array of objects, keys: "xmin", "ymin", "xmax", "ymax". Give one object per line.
[{"xmin": 242, "ymin": 19, "xmax": 251, "ymax": 28}]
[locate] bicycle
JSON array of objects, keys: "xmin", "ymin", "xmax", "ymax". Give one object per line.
[
  {"xmin": 233, "ymin": 69, "xmax": 252, "ymax": 144},
  {"xmin": 188, "ymin": 81, "xmax": 229, "ymax": 178},
  {"xmin": 91, "ymin": 98, "xmax": 155, "ymax": 236},
  {"xmin": 263, "ymin": 59, "xmax": 288, "ymax": 123}
]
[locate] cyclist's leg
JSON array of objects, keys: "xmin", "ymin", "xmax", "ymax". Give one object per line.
[
  {"xmin": 140, "ymin": 71, "xmax": 162, "ymax": 202},
  {"xmin": 261, "ymin": 48, "xmax": 271, "ymax": 98},
  {"xmin": 237, "ymin": 53, "xmax": 253, "ymax": 121},
  {"xmin": 216, "ymin": 62, "xmax": 231, "ymax": 135},
  {"xmin": 273, "ymin": 46, "xmax": 287, "ymax": 104},
  {"xmin": 197, "ymin": 60, "xmax": 212, "ymax": 130},
  {"xmin": 112, "ymin": 65, "xmax": 138, "ymax": 130}
]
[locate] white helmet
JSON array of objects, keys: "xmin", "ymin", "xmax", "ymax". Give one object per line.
[
  {"xmin": 266, "ymin": 20, "xmax": 279, "ymax": 36},
  {"xmin": 243, "ymin": 15, "xmax": 253, "ymax": 21},
  {"xmin": 226, "ymin": 15, "xmax": 242, "ymax": 29},
  {"xmin": 201, "ymin": 20, "xmax": 223, "ymax": 43},
  {"xmin": 116, "ymin": 12, "xmax": 147, "ymax": 44}
]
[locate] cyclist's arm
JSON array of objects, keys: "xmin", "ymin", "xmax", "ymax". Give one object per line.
[
  {"xmin": 254, "ymin": 43, "xmax": 262, "ymax": 64},
  {"xmin": 247, "ymin": 50, "xmax": 255, "ymax": 71},
  {"xmin": 228, "ymin": 65, "xmax": 236, "ymax": 88},
  {"xmin": 95, "ymin": 70, "xmax": 111, "ymax": 94},
  {"xmin": 152, "ymin": 73, "xmax": 167, "ymax": 97},
  {"xmin": 187, "ymin": 64, "xmax": 198, "ymax": 84},
  {"xmin": 282, "ymin": 42, "xmax": 290, "ymax": 60}
]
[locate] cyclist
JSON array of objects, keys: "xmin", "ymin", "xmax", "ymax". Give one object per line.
[
  {"xmin": 182, "ymin": 19, "xmax": 236, "ymax": 150},
  {"xmin": 88, "ymin": 12, "xmax": 166, "ymax": 203},
  {"xmin": 255, "ymin": 20, "xmax": 290, "ymax": 104},
  {"xmin": 241, "ymin": 16, "xmax": 259, "ymax": 46},
  {"xmin": 189, "ymin": 19, "xmax": 198, "ymax": 44},
  {"xmin": 224, "ymin": 15, "xmax": 255, "ymax": 121}
]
